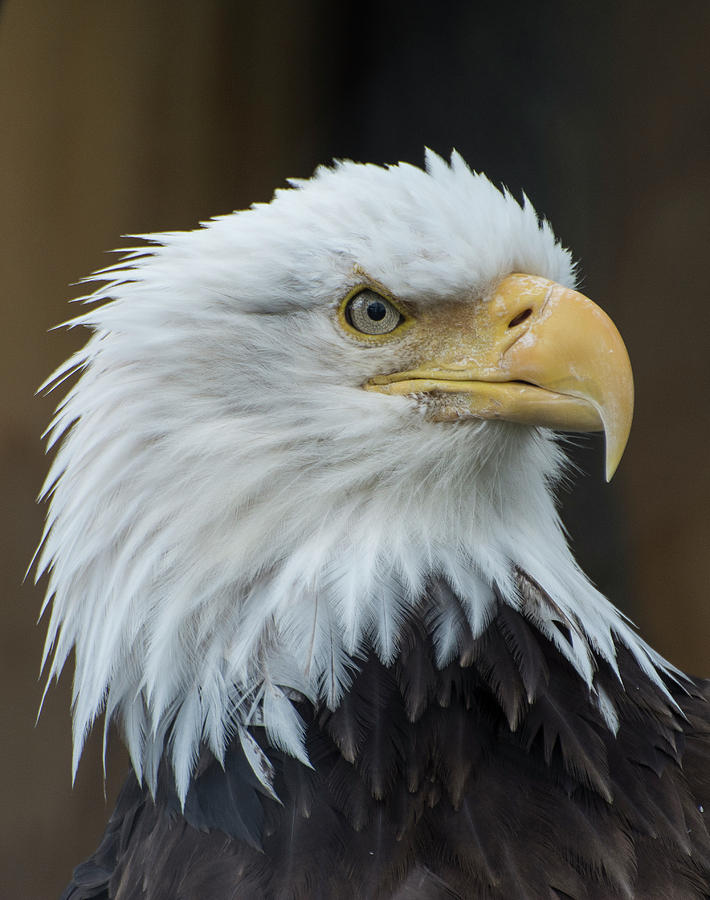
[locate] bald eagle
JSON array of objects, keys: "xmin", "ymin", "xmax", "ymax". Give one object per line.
[{"xmin": 39, "ymin": 153, "xmax": 710, "ymax": 899}]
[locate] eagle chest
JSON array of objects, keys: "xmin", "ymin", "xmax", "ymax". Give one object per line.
[{"xmin": 67, "ymin": 581, "xmax": 710, "ymax": 900}]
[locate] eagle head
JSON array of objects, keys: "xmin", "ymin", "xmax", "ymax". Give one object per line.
[{"xmin": 38, "ymin": 151, "xmax": 654, "ymax": 801}]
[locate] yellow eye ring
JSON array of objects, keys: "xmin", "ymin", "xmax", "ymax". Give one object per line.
[{"xmin": 337, "ymin": 285, "xmax": 412, "ymax": 342}]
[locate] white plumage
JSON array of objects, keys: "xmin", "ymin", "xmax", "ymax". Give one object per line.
[{"xmin": 37, "ymin": 151, "xmax": 671, "ymax": 807}]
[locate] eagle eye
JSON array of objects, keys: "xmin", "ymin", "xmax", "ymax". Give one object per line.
[{"xmin": 345, "ymin": 289, "xmax": 403, "ymax": 335}]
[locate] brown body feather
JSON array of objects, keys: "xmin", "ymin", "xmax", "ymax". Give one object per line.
[{"xmin": 62, "ymin": 577, "xmax": 710, "ymax": 899}]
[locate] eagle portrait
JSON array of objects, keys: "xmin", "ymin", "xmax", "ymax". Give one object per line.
[{"xmin": 37, "ymin": 152, "xmax": 710, "ymax": 898}]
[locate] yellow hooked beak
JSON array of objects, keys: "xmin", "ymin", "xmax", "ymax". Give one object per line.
[{"xmin": 365, "ymin": 274, "xmax": 634, "ymax": 481}]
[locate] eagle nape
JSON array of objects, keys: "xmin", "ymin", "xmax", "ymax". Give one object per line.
[{"xmin": 39, "ymin": 151, "xmax": 709, "ymax": 900}]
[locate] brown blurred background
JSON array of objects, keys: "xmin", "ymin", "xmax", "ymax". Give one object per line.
[{"xmin": 1, "ymin": 1, "xmax": 709, "ymax": 897}]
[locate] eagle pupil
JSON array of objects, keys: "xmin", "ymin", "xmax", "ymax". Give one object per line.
[{"xmin": 367, "ymin": 300, "xmax": 387, "ymax": 321}]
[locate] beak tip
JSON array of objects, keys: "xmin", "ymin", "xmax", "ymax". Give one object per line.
[
  {"xmin": 600, "ymin": 386, "xmax": 634, "ymax": 484},
  {"xmin": 603, "ymin": 433, "xmax": 628, "ymax": 483}
]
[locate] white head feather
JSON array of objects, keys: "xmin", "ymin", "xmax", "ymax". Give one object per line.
[{"xmin": 37, "ymin": 151, "xmax": 672, "ymax": 801}]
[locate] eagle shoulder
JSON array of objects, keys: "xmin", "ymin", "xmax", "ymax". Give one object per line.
[{"xmin": 62, "ymin": 580, "xmax": 710, "ymax": 900}]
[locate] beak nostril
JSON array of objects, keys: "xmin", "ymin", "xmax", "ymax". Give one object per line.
[{"xmin": 508, "ymin": 308, "xmax": 532, "ymax": 328}]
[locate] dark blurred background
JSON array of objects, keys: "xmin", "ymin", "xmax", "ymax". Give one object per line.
[{"xmin": 2, "ymin": 2, "xmax": 709, "ymax": 896}]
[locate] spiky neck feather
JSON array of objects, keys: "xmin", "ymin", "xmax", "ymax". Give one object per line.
[{"xmin": 38, "ymin": 153, "xmax": 674, "ymax": 801}]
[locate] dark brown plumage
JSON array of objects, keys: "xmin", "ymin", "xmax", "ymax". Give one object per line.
[{"xmin": 62, "ymin": 575, "xmax": 710, "ymax": 899}]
